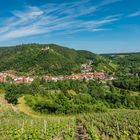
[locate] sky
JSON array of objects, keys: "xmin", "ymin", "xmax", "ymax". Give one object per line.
[{"xmin": 0, "ymin": 0, "xmax": 140, "ymax": 53}]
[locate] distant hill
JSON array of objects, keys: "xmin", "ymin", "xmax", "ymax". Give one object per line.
[
  {"xmin": 101, "ymin": 52, "xmax": 140, "ymax": 58},
  {"xmin": 101, "ymin": 52, "xmax": 140, "ymax": 76},
  {"xmin": 0, "ymin": 44, "xmax": 116, "ymax": 75},
  {"xmin": 0, "ymin": 44, "xmax": 97, "ymax": 75}
]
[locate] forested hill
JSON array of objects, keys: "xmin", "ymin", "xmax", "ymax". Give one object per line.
[
  {"xmin": 102, "ymin": 52, "xmax": 140, "ymax": 91},
  {"xmin": 101, "ymin": 52, "xmax": 140, "ymax": 75},
  {"xmin": 0, "ymin": 44, "xmax": 115, "ymax": 76},
  {"xmin": 101, "ymin": 52, "xmax": 140, "ymax": 56}
]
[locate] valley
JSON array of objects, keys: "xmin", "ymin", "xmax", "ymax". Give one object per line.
[
  {"xmin": 0, "ymin": 0, "xmax": 140, "ymax": 139},
  {"xmin": 0, "ymin": 44, "xmax": 139, "ymax": 140}
]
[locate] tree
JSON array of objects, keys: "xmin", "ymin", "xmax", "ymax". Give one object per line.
[{"xmin": 5, "ymin": 85, "xmax": 18, "ymax": 104}]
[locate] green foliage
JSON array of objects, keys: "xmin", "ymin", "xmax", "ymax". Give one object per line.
[
  {"xmin": 113, "ymin": 76, "xmax": 140, "ymax": 91},
  {"xmin": 0, "ymin": 43, "xmax": 106, "ymax": 76},
  {"xmin": 5, "ymin": 85, "xmax": 19, "ymax": 104},
  {"xmin": 1, "ymin": 89, "xmax": 140, "ymax": 140},
  {"xmin": 3, "ymin": 78, "xmax": 139, "ymax": 114},
  {"xmin": 24, "ymin": 93, "xmax": 96, "ymax": 114},
  {"xmin": 1, "ymin": 49, "xmax": 140, "ymax": 113},
  {"xmin": 0, "ymin": 108, "xmax": 139, "ymax": 140},
  {"xmin": 0, "ymin": 110, "xmax": 76, "ymax": 140},
  {"xmin": 103, "ymin": 52, "xmax": 140, "ymax": 91},
  {"xmin": 79, "ymin": 110, "xmax": 140, "ymax": 140}
]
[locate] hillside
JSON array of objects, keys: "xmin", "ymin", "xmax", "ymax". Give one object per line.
[
  {"xmin": 0, "ymin": 46, "xmax": 140, "ymax": 140},
  {"xmin": 102, "ymin": 52, "xmax": 140, "ymax": 91},
  {"xmin": 0, "ymin": 44, "xmax": 115, "ymax": 76},
  {"xmin": 0, "ymin": 89, "xmax": 140, "ymax": 140},
  {"xmin": 101, "ymin": 52, "xmax": 140, "ymax": 76}
]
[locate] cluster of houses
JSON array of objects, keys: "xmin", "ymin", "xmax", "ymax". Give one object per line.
[
  {"xmin": 0, "ymin": 71, "xmax": 114, "ymax": 84},
  {"xmin": 42, "ymin": 72, "xmax": 112, "ymax": 81},
  {"xmin": 0, "ymin": 72, "xmax": 34, "ymax": 83},
  {"xmin": 0, "ymin": 72, "xmax": 15, "ymax": 83},
  {"xmin": 0, "ymin": 61, "xmax": 114, "ymax": 84},
  {"xmin": 81, "ymin": 62, "xmax": 93, "ymax": 73}
]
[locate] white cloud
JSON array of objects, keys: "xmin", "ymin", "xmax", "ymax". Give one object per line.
[
  {"xmin": 99, "ymin": 0, "xmax": 121, "ymax": 6},
  {"xmin": 91, "ymin": 28, "xmax": 109, "ymax": 32},
  {"xmin": 13, "ymin": 6, "xmax": 44, "ymax": 20},
  {"xmin": 0, "ymin": 0, "xmax": 121, "ymax": 42},
  {"xmin": 128, "ymin": 10, "xmax": 140, "ymax": 17}
]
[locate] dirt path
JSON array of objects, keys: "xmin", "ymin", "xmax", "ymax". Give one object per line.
[{"xmin": 75, "ymin": 121, "xmax": 89, "ymax": 140}]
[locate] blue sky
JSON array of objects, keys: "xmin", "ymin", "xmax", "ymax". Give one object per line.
[{"xmin": 0, "ymin": 0, "xmax": 140, "ymax": 53}]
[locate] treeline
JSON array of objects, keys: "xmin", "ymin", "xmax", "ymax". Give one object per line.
[
  {"xmin": 3, "ymin": 79, "xmax": 140, "ymax": 114},
  {"xmin": 113, "ymin": 76, "xmax": 140, "ymax": 91}
]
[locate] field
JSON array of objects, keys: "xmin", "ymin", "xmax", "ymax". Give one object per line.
[{"xmin": 0, "ymin": 92, "xmax": 140, "ymax": 140}]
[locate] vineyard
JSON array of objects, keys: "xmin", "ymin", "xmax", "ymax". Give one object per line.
[
  {"xmin": 0, "ymin": 110, "xmax": 76, "ymax": 140},
  {"xmin": 0, "ymin": 94, "xmax": 75, "ymax": 140},
  {"xmin": 78, "ymin": 110, "xmax": 140, "ymax": 140},
  {"xmin": 0, "ymin": 94, "xmax": 140, "ymax": 140},
  {"xmin": 0, "ymin": 109, "xmax": 140, "ymax": 139}
]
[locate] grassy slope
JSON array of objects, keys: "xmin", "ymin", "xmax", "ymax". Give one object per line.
[
  {"xmin": 0, "ymin": 92, "xmax": 76, "ymax": 139},
  {"xmin": 16, "ymin": 96, "xmax": 40, "ymax": 118},
  {"xmin": 0, "ymin": 91, "xmax": 140, "ymax": 140}
]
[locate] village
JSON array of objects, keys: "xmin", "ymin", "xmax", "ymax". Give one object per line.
[{"xmin": 0, "ymin": 63, "xmax": 114, "ymax": 84}]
